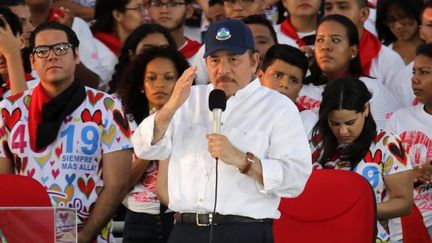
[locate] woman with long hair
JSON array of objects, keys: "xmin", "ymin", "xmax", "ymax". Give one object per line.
[
  {"xmin": 311, "ymin": 77, "xmax": 413, "ymax": 243},
  {"xmin": 116, "ymin": 46, "xmax": 190, "ymax": 242},
  {"xmin": 298, "ymin": 14, "xmax": 401, "ymax": 128},
  {"xmin": 108, "ymin": 23, "xmax": 177, "ymax": 93},
  {"xmin": 376, "ymin": 0, "xmax": 424, "ymax": 65}
]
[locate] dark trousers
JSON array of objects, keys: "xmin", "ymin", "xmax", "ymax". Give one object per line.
[
  {"xmin": 123, "ymin": 209, "xmax": 175, "ymax": 243},
  {"xmin": 167, "ymin": 221, "xmax": 274, "ymax": 243}
]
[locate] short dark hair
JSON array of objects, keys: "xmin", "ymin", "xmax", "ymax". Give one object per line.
[
  {"xmin": 261, "ymin": 44, "xmax": 308, "ymax": 79},
  {"xmin": 0, "ymin": 0, "xmax": 26, "ymax": 8},
  {"xmin": 0, "ymin": 7, "xmax": 22, "ymax": 36},
  {"xmin": 109, "ymin": 23, "xmax": 177, "ymax": 93},
  {"xmin": 29, "ymin": 22, "xmax": 80, "ymax": 51},
  {"xmin": 376, "ymin": 0, "xmax": 422, "ymax": 45},
  {"xmin": 116, "ymin": 47, "xmax": 190, "ymax": 123},
  {"xmin": 416, "ymin": 43, "xmax": 432, "ymax": 58},
  {"xmin": 306, "ymin": 14, "xmax": 365, "ymax": 85},
  {"xmin": 242, "ymin": 14, "xmax": 278, "ymax": 45},
  {"xmin": 311, "ymin": 77, "xmax": 376, "ymax": 169},
  {"xmin": 209, "ymin": 0, "xmax": 224, "ymax": 7}
]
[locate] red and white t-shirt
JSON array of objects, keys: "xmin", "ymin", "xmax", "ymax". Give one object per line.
[
  {"xmin": 386, "ymin": 105, "xmax": 432, "ymax": 229},
  {"xmin": 297, "ymin": 77, "xmax": 402, "ymax": 129},
  {"xmin": 123, "ymin": 115, "xmax": 162, "ymax": 214},
  {"xmin": 179, "ymin": 37, "xmax": 202, "ymax": 63},
  {"xmin": 0, "ymin": 87, "xmax": 132, "ymax": 242}
]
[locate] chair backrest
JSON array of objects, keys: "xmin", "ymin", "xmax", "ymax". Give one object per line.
[
  {"xmin": 0, "ymin": 174, "xmax": 51, "ymax": 206},
  {"xmin": 274, "ymin": 169, "xmax": 377, "ymax": 243}
]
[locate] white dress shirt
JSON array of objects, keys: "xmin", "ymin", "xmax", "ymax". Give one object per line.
[{"xmin": 132, "ymin": 79, "xmax": 312, "ymax": 219}]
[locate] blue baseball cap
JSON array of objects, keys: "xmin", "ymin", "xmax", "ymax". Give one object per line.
[{"xmin": 203, "ymin": 19, "xmax": 255, "ymax": 58}]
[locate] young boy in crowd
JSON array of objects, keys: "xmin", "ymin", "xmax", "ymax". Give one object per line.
[{"xmin": 258, "ymin": 44, "xmax": 317, "ymax": 136}]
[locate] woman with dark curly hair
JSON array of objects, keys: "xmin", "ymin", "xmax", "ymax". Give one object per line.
[
  {"xmin": 108, "ymin": 23, "xmax": 176, "ymax": 93},
  {"xmin": 376, "ymin": 0, "xmax": 424, "ymax": 65},
  {"xmin": 116, "ymin": 46, "xmax": 189, "ymax": 243},
  {"xmin": 311, "ymin": 77, "xmax": 413, "ymax": 243}
]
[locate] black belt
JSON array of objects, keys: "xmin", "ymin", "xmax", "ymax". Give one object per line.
[{"xmin": 174, "ymin": 212, "xmax": 273, "ymax": 227}]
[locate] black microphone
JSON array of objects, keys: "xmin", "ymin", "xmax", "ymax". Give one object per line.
[{"xmin": 208, "ymin": 89, "xmax": 226, "ymax": 134}]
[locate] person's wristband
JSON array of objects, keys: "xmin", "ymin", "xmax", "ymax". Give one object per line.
[{"xmin": 239, "ymin": 152, "xmax": 254, "ymax": 174}]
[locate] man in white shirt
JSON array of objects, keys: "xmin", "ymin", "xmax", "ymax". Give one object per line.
[{"xmin": 132, "ymin": 19, "xmax": 312, "ymax": 243}]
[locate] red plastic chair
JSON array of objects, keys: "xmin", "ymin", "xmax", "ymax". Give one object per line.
[
  {"xmin": 0, "ymin": 174, "xmax": 51, "ymax": 206},
  {"xmin": 274, "ymin": 169, "xmax": 377, "ymax": 243},
  {"xmin": 0, "ymin": 174, "xmax": 53, "ymax": 243}
]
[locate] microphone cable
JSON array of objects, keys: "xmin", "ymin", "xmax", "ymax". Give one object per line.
[{"xmin": 209, "ymin": 157, "xmax": 219, "ymax": 243}]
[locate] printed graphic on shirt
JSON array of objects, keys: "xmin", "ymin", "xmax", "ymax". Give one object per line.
[{"xmin": 0, "ymin": 88, "xmax": 132, "ymax": 243}]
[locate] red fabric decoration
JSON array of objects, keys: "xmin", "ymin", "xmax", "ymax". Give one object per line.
[
  {"xmin": 94, "ymin": 32, "xmax": 122, "ymax": 56},
  {"xmin": 28, "ymin": 83, "xmax": 50, "ymax": 152},
  {"xmin": 359, "ymin": 29, "xmax": 381, "ymax": 75},
  {"xmin": 280, "ymin": 19, "xmax": 306, "ymax": 47},
  {"xmin": 295, "ymin": 102, "xmax": 306, "ymax": 112},
  {"xmin": 180, "ymin": 37, "xmax": 202, "ymax": 59}
]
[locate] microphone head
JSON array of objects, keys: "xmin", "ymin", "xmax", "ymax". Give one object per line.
[{"xmin": 209, "ymin": 89, "xmax": 227, "ymax": 111}]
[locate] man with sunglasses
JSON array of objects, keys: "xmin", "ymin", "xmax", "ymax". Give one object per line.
[
  {"xmin": 0, "ymin": 22, "xmax": 133, "ymax": 243},
  {"xmin": 148, "ymin": 0, "xmax": 201, "ymax": 62}
]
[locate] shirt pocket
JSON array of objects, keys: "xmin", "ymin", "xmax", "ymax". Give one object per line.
[{"xmin": 225, "ymin": 128, "xmax": 267, "ymax": 158}]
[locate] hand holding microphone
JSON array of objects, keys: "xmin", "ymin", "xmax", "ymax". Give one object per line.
[{"xmin": 207, "ymin": 89, "xmax": 244, "ymax": 166}]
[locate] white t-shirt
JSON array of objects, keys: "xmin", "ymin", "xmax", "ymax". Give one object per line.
[
  {"xmin": 72, "ymin": 17, "xmax": 104, "ymax": 80},
  {"xmin": 92, "ymin": 38, "xmax": 118, "ymax": 89},
  {"xmin": 388, "ymin": 61, "xmax": 422, "ymax": 108},
  {"xmin": 369, "ymin": 44, "xmax": 406, "ymax": 89},
  {"xmin": 132, "ymin": 79, "xmax": 312, "ymax": 219},
  {"xmin": 386, "ymin": 105, "xmax": 432, "ymax": 229},
  {"xmin": 297, "ymin": 77, "xmax": 402, "ymax": 129},
  {"xmin": 300, "ymin": 109, "xmax": 317, "ymax": 140},
  {"xmin": 123, "ymin": 116, "xmax": 162, "ymax": 214},
  {"xmin": 273, "ymin": 25, "xmax": 315, "ymax": 50},
  {"xmin": 72, "ymin": 0, "xmax": 96, "ymax": 7},
  {"xmin": 191, "ymin": 45, "xmax": 209, "ymax": 85}
]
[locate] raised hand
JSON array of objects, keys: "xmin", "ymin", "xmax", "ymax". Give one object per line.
[{"xmin": 164, "ymin": 66, "xmax": 197, "ymax": 112}]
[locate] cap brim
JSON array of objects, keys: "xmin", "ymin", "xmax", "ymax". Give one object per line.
[{"xmin": 203, "ymin": 45, "xmax": 248, "ymax": 58}]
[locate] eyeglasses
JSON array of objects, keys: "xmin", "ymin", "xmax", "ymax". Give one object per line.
[
  {"xmin": 32, "ymin": 42, "xmax": 73, "ymax": 58},
  {"xmin": 223, "ymin": 0, "xmax": 255, "ymax": 7},
  {"xmin": 385, "ymin": 14, "xmax": 414, "ymax": 27},
  {"xmin": 149, "ymin": 1, "xmax": 186, "ymax": 8},
  {"xmin": 125, "ymin": 4, "xmax": 147, "ymax": 13}
]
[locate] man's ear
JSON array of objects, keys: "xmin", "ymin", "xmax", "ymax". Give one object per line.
[
  {"xmin": 251, "ymin": 51, "xmax": 260, "ymax": 73},
  {"xmin": 74, "ymin": 48, "xmax": 81, "ymax": 64},
  {"xmin": 256, "ymin": 68, "xmax": 264, "ymax": 78},
  {"xmin": 30, "ymin": 53, "xmax": 35, "ymax": 70},
  {"xmin": 19, "ymin": 34, "xmax": 25, "ymax": 49}
]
